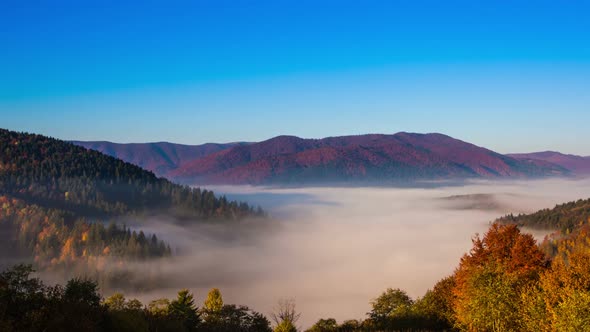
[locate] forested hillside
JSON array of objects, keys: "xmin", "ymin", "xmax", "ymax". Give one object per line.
[
  {"xmin": 0, "ymin": 129, "xmax": 263, "ymax": 220},
  {"xmin": 0, "ymin": 129, "xmax": 264, "ymax": 288},
  {"xmin": 496, "ymin": 198, "xmax": 590, "ymax": 233}
]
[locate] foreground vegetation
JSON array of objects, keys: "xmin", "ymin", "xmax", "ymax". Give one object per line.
[
  {"xmin": 0, "ymin": 265, "xmax": 272, "ymax": 332},
  {"xmin": 304, "ymin": 198, "xmax": 590, "ymax": 331}
]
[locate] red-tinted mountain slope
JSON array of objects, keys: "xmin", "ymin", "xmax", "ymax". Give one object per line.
[
  {"xmin": 508, "ymin": 151, "xmax": 590, "ymax": 175},
  {"xmin": 73, "ymin": 141, "xmax": 248, "ymax": 176},
  {"xmin": 167, "ymin": 133, "xmax": 569, "ymax": 185}
]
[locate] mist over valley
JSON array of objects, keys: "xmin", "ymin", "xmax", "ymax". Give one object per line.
[{"xmin": 110, "ymin": 179, "xmax": 589, "ymax": 326}]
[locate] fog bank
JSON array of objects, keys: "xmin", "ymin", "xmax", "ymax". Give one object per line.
[{"xmin": 124, "ymin": 179, "xmax": 590, "ymax": 327}]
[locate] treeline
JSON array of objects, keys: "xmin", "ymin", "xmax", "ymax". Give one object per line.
[
  {"xmin": 0, "ymin": 128, "xmax": 265, "ymax": 220},
  {"xmin": 0, "ymin": 265, "xmax": 272, "ymax": 332},
  {"xmin": 0, "ymin": 195, "xmax": 170, "ymax": 266},
  {"xmin": 496, "ymin": 197, "xmax": 590, "ymax": 233}
]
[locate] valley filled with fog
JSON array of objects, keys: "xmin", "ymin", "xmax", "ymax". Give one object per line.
[{"xmin": 115, "ymin": 179, "xmax": 589, "ymax": 327}]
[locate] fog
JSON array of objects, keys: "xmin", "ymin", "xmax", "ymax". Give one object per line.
[{"xmin": 112, "ymin": 179, "xmax": 590, "ymax": 327}]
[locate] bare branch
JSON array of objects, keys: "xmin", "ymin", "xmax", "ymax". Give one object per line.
[{"xmin": 270, "ymin": 298, "xmax": 301, "ymax": 326}]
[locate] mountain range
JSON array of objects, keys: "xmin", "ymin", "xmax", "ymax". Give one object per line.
[
  {"xmin": 71, "ymin": 140, "xmax": 249, "ymax": 176},
  {"xmin": 74, "ymin": 132, "xmax": 585, "ymax": 185},
  {"xmin": 508, "ymin": 151, "xmax": 590, "ymax": 175}
]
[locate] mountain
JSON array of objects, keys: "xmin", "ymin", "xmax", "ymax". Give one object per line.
[
  {"xmin": 72, "ymin": 140, "xmax": 249, "ymax": 176},
  {"xmin": 167, "ymin": 133, "xmax": 569, "ymax": 185},
  {"xmin": 73, "ymin": 133, "xmax": 571, "ymax": 185},
  {"xmin": 508, "ymin": 151, "xmax": 590, "ymax": 175},
  {"xmin": 1, "ymin": 129, "xmax": 261, "ymax": 220}
]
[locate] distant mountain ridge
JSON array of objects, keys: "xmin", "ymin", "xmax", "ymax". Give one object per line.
[
  {"xmin": 508, "ymin": 151, "xmax": 590, "ymax": 175},
  {"xmin": 74, "ymin": 132, "xmax": 573, "ymax": 185},
  {"xmin": 72, "ymin": 140, "xmax": 250, "ymax": 176}
]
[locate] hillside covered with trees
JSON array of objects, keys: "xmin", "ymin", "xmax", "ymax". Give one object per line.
[
  {"xmin": 0, "ymin": 129, "xmax": 264, "ymax": 288},
  {"xmin": 497, "ymin": 197, "xmax": 590, "ymax": 233},
  {"xmin": 0, "ymin": 129, "xmax": 264, "ymax": 220}
]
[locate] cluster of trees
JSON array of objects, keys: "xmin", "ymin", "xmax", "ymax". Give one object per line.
[
  {"xmin": 0, "ymin": 195, "xmax": 170, "ymax": 265},
  {"xmin": 497, "ymin": 198, "xmax": 590, "ymax": 234},
  {"xmin": 307, "ymin": 196, "xmax": 590, "ymax": 331},
  {"xmin": 0, "ymin": 264, "xmax": 273, "ymax": 332},
  {"xmin": 307, "ymin": 222, "xmax": 590, "ymax": 331},
  {"xmin": 0, "ymin": 128, "xmax": 265, "ymax": 220}
]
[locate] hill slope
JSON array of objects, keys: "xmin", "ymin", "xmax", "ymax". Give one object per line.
[
  {"xmin": 508, "ymin": 151, "xmax": 590, "ymax": 175},
  {"xmin": 0, "ymin": 128, "xmax": 263, "ymax": 285},
  {"xmin": 1, "ymin": 129, "xmax": 261, "ymax": 219},
  {"xmin": 72, "ymin": 140, "xmax": 248, "ymax": 176},
  {"xmin": 168, "ymin": 133, "xmax": 569, "ymax": 185},
  {"xmin": 496, "ymin": 198, "xmax": 590, "ymax": 233}
]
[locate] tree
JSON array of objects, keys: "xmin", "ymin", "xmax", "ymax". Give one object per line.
[
  {"xmin": 169, "ymin": 289, "xmax": 200, "ymax": 331},
  {"xmin": 203, "ymin": 287, "xmax": 224, "ymax": 314},
  {"xmin": 271, "ymin": 298, "xmax": 300, "ymax": 332},
  {"xmin": 63, "ymin": 277, "xmax": 101, "ymax": 308},
  {"xmin": 126, "ymin": 298, "xmax": 143, "ymax": 311},
  {"xmin": 339, "ymin": 320, "xmax": 361, "ymax": 331},
  {"xmin": 148, "ymin": 298, "xmax": 171, "ymax": 316},
  {"xmin": 105, "ymin": 292, "xmax": 126, "ymax": 311},
  {"xmin": 521, "ymin": 227, "xmax": 590, "ymax": 331},
  {"xmin": 369, "ymin": 288, "xmax": 413, "ymax": 321},
  {"xmin": 0, "ymin": 264, "xmax": 48, "ymax": 331},
  {"xmin": 62, "ymin": 277, "xmax": 104, "ymax": 331},
  {"xmin": 306, "ymin": 318, "xmax": 337, "ymax": 332},
  {"xmin": 452, "ymin": 224, "xmax": 547, "ymax": 331},
  {"xmin": 412, "ymin": 276, "xmax": 456, "ymax": 330},
  {"xmin": 274, "ymin": 319, "xmax": 297, "ymax": 332},
  {"xmin": 202, "ymin": 304, "xmax": 272, "ymax": 332},
  {"xmin": 461, "ymin": 264, "xmax": 521, "ymax": 331}
]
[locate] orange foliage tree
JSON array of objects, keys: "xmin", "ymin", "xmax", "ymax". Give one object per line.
[
  {"xmin": 521, "ymin": 225, "xmax": 590, "ymax": 330},
  {"xmin": 452, "ymin": 224, "xmax": 547, "ymax": 331}
]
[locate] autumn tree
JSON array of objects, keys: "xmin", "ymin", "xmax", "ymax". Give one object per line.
[
  {"xmin": 275, "ymin": 319, "xmax": 298, "ymax": 332},
  {"xmin": 452, "ymin": 224, "xmax": 547, "ymax": 331},
  {"xmin": 520, "ymin": 226, "xmax": 590, "ymax": 330},
  {"xmin": 105, "ymin": 292, "xmax": 127, "ymax": 311},
  {"xmin": 202, "ymin": 287, "xmax": 224, "ymax": 322},
  {"xmin": 412, "ymin": 276, "xmax": 456, "ymax": 330}
]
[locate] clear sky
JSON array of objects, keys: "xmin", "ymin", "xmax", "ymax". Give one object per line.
[{"xmin": 1, "ymin": 0, "xmax": 589, "ymax": 154}]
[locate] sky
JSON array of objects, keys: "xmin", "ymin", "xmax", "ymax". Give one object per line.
[{"xmin": 1, "ymin": 0, "xmax": 589, "ymax": 154}]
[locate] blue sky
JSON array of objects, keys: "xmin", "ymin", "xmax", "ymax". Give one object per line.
[{"xmin": 1, "ymin": 0, "xmax": 589, "ymax": 154}]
